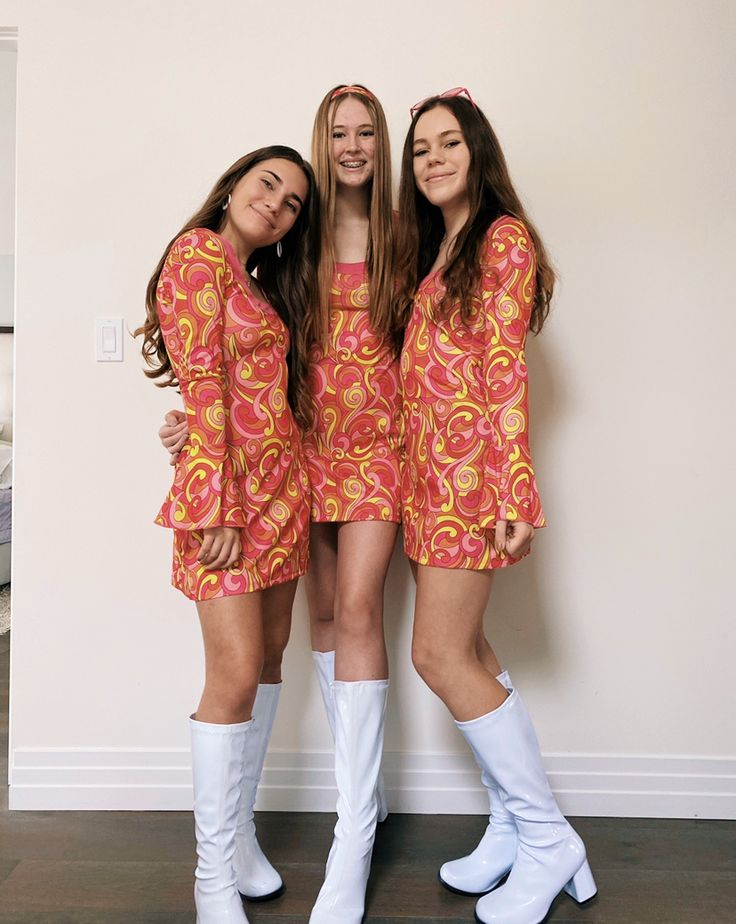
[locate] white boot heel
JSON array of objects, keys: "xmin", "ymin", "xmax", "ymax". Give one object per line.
[{"xmin": 563, "ymin": 859, "xmax": 597, "ymax": 904}]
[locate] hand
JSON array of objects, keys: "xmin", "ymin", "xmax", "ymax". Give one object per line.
[
  {"xmin": 494, "ymin": 519, "xmax": 534, "ymax": 558},
  {"xmin": 159, "ymin": 409, "xmax": 188, "ymax": 465},
  {"xmin": 198, "ymin": 527, "xmax": 242, "ymax": 570}
]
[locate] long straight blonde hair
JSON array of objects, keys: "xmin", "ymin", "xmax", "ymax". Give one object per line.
[{"xmin": 310, "ymin": 84, "xmax": 397, "ymax": 351}]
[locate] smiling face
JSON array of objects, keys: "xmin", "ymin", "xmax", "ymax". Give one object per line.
[
  {"xmin": 221, "ymin": 157, "xmax": 308, "ymax": 253},
  {"xmin": 331, "ymin": 96, "xmax": 376, "ymax": 189},
  {"xmin": 412, "ymin": 105, "xmax": 471, "ymax": 214}
]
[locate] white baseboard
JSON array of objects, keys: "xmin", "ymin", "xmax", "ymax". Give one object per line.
[{"xmin": 9, "ymin": 748, "xmax": 736, "ymax": 818}]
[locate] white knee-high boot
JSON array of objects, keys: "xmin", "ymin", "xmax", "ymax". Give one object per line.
[
  {"xmin": 232, "ymin": 683, "xmax": 284, "ymax": 901},
  {"xmin": 190, "ymin": 717, "xmax": 251, "ymax": 924},
  {"xmin": 309, "ymin": 679, "xmax": 389, "ymax": 924},
  {"xmin": 439, "ymin": 671, "xmax": 517, "ymax": 895},
  {"xmin": 312, "ymin": 650, "xmax": 389, "ymax": 822},
  {"xmin": 463, "ymin": 690, "xmax": 597, "ymax": 924}
]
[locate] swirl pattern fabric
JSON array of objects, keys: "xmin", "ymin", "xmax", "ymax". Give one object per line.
[
  {"xmin": 155, "ymin": 229, "xmax": 310, "ymax": 599},
  {"xmin": 401, "ymin": 216, "xmax": 545, "ymax": 570},
  {"xmin": 304, "ymin": 262, "xmax": 402, "ymax": 522}
]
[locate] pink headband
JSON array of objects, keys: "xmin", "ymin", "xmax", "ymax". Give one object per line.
[
  {"xmin": 410, "ymin": 86, "xmax": 477, "ymax": 118},
  {"xmin": 331, "ymin": 85, "xmax": 375, "ymax": 103}
]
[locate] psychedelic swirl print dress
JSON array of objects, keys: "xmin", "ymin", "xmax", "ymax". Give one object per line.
[
  {"xmin": 304, "ymin": 262, "xmax": 403, "ymax": 522},
  {"xmin": 401, "ymin": 216, "xmax": 545, "ymax": 570},
  {"xmin": 155, "ymin": 229, "xmax": 311, "ymax": 600}
]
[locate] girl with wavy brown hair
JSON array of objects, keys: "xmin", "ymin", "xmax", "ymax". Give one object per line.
[
  {"xmin": 396, "ymin": 92, "xmax": 597, "ymax": 924},
  {"xmin": 138, "ymin": 145, "xmax": 319, "ymax": 924},
  {"xmin": 158, "ymin": 87, "xmax": 402, "ymax": 922}
]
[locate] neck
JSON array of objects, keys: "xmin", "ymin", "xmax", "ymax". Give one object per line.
[
  {"xmin": 219, "ymin": 222, "xmax": 253, "ymax": 267},
  {"xmin": 440, "ymin": 200, "xmax": 470, "ymax": 245},
  {"xmin": 334, "ymin": 182, "xmax": 371, "ymax": 224}
]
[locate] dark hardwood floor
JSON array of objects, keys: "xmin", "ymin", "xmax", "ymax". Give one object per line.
[{"xmin": 0, "ymin": 633, "xmax": 734, "ymax": 922}]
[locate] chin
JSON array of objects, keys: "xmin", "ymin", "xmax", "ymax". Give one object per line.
[{"xmin": 338, "ymin": 170, "xmax": 372, "ymax": 186}]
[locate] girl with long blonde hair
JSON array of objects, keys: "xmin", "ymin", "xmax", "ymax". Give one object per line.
[{"xmin": 302, "ymin": 83, "xmax": 402, "ymax": 924}]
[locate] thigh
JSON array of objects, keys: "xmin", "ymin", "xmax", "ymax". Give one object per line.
[
  {"xmin": 261, "ymin": 578, "xmax": 299, "ymax": 623},
  {"xmin": 335, "ymin": 520, "xmax": 399, "ymax": 610},
  {"xmin": 196, "ymin": 591, "xmax": 265, "ymax": 676},
  {"xmin": 413, "ymin": 564, "xmax": 494, "ymax": 655},
  {"xmin": 261, "ymin": 578, "xmax": 298, "ymax": 647},
  {"xmin": 304, "ymin": 522, "xmax": 339, "ymax": 618}
]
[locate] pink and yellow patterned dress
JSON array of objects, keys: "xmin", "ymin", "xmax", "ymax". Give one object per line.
[
  {"xmin": 401, "ymin": 216, "xmax": 545, "ymax": 570},
  {"xmin": 155, "ymin": 229, "xmax": 311, "ymax": 600},
  {"xmin": 304, "ymin": 261, "xmax": 403, "ymax": 522}
]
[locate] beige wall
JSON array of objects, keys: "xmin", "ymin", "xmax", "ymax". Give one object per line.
[{"xmin": 3, "ymin": 0, "xmax": 735, "ymax": 816}]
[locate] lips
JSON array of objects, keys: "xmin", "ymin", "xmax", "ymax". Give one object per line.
[
  {"xmin": 340, "ymin": 160, "xmax": 367, "ymax": 169},
  {"xmin": 426, "ymin": 172, "xmax": 454, "ymax": 183}
]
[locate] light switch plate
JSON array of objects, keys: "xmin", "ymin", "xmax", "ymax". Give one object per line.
[{"xmin": 96, "ymin": 317, "xmax": 124, "ymax": 362}]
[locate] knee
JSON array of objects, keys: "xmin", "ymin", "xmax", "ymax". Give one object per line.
[
  {"xmin": 262, "ymin": 638, "xmax": 286, "ymax": 682},
  {"xmin": 311, "ymin": 604, "xmax": 335, "ymax": 628},
  {"xmin": 208, "ymin": 656, "xmax": 263, "ymax": 716},
  {"xmin": 411, "ymin": 635, "xmax": 455, "ymax": 693},
  {"xmin": 335, "ymin": 592, "xmax": 383, "ymax": 642}
]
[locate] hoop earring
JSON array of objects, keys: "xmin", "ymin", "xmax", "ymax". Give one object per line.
[
  {"xmin": 222, "ymin": 193, "xmax": 231, "ymax": 211},
  {"xmin": 276, "ymin": 240, "xmax": 283, "ymax": 258}
]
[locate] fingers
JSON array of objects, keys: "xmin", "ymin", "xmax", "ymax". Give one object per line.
[
  {"xmin": 198, "ymin": 529, "xmax": 241, "ymax": 570},
  {"xmin": 494, "ymin": 520, "xmax": 507, "ymax": 555},
  {"xmin": 160, "ymin": 420, "xmax": 188, "ymax": 451},
  {"xmin": 165, "ymin": 409, "xmax": 186, "ymax": 426},
  {"xmin": 504, "ymin": 522, "xmax": 534, "ymax": 558}
]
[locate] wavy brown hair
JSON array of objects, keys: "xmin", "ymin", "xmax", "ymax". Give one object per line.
[
  {"xmin": 309, "ymin": 85, "xmax": 397, "ymax": 351},
  {"xmin": 136, "ymin": 146, "xmax": 320, "ymax": 429},
  {"xmin": 395, "ymin": 97, "xmax": 554, "ymax": 334}
]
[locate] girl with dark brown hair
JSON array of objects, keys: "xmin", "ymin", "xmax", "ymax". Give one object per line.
[
  {"xmin": 160, "ymin": 86, "xmax": 402, "ymax": 924},
  {"xmin": 396, "ymin": 92, "xmax": 597, "ymax": 924},
  {"xmin": 139, "ymin": 146, "xmax": 319, "ymax": 924}
]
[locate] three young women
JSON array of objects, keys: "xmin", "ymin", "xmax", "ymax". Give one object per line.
[
  {"xmin": 138, "ymin": 146, "xmax": 319, "ymax": 924},
  {"xmin": 152, "ymin": 89, "xmax": 597, "ymax": 924}
]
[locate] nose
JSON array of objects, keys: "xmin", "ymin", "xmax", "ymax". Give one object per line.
[{"xmin": 428, "ymin": 146, "xmax": 444, "ymax": 166}]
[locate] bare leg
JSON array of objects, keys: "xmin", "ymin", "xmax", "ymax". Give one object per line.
[
  {"xmin": 411, "ymin": 557, "xmax": 503, "ymax": 680},
  {"xmin": 412, "ymin": 565, "xmax": 508, "ymax": 721},
  {"xmin": 304, "ymin": 522, "xmax": 338, "ymax": 653},
  {"xmin": 334, "ymin": 520, "xmax": 398, "ymax": 680},
  {"xmin": 260, "ymin": 578, "xmax": 298, "ymax": 683},
  {"xmin": 195, "ymin": 592, "xmax": 265, "ymax": 724},
  {"xmin": 475, "ymin": 627, "xmax": 503, "ymax": 678}
]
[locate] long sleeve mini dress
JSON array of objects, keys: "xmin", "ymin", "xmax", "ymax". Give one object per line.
[
  {"xmin": 154, "ymin": 229, "xmax": 311, "ymax": 600},
  {"xmin": 303, "ymin": 261, "xmax": 403, "ymax": 523},
  {"xmin": 400, "ymin": 216, "xmax": 545, "ymax": 570}
]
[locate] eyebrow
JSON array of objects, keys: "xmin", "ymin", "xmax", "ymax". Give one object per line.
[
  {"xmin": 264, "ymin": 169, "xmax": 304, "ymax": 207},
  {"xmin": 413, "ymin": 129, "xmax": 463, "ymax": 146},
  {"xmin": 332, "ymin": 122, "xmax": 374, "ymax": 130}
]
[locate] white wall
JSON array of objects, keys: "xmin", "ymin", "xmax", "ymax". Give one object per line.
[
  {"xmin": 3, "ymin": 0, "xmax": 735, "ymax": 816},
  {"xmin": 0, "ymin": 36, "xmax": 15, "ymax": 327}
]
